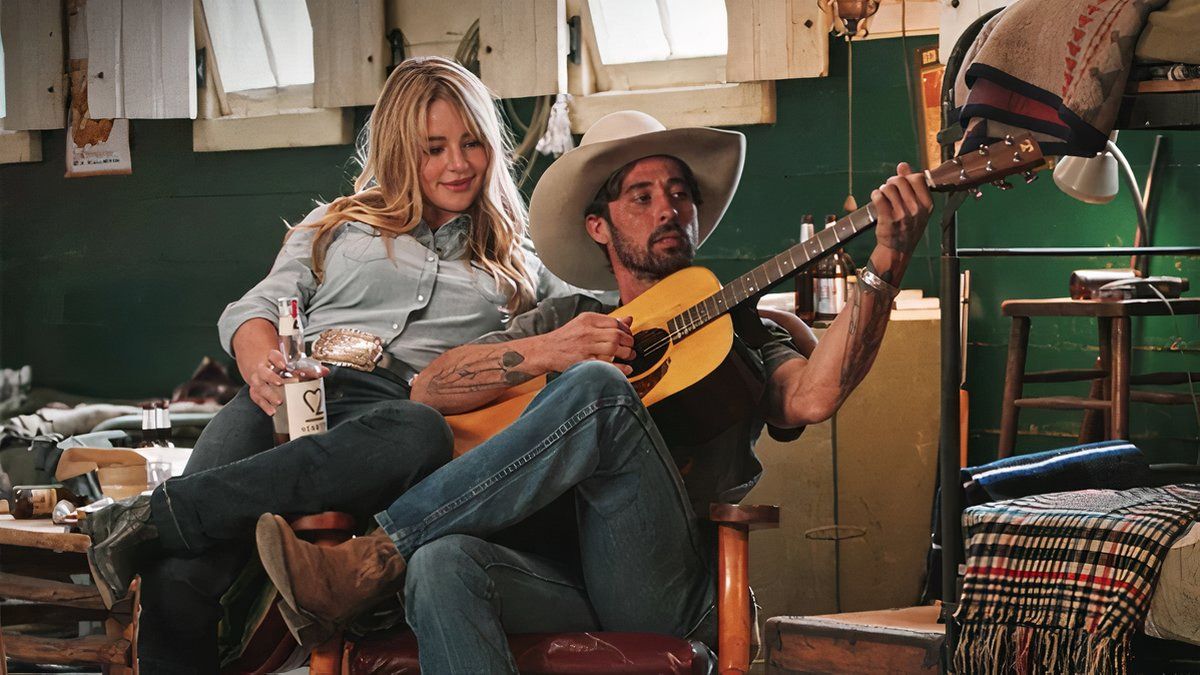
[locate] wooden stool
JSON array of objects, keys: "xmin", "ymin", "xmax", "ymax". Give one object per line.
[{"xmin": 998, "ymin": 297, "xmax": 1200, "ymax": 458}]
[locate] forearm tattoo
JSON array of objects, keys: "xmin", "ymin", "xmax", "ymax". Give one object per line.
[
  {"xmin": 839, "ymin": 261, "xmax": 893, "ymax": 388},
  {"xmin": 425, "ymin": 347, "xmax": 535, "ymax": 394}
]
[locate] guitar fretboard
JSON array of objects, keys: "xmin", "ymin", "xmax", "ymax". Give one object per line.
[{"xmin": 665, "ymin": 203, "xmax": 878, "ymax": 342}]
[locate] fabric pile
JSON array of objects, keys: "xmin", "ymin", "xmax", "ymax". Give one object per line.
[
  {"xmin": 955, "ymin": 484, "xmax": 1200, "ymax": 674},
  {"xmin": 961, "ymin": 440, "xmax": 1152, "ymax": 505},
  {"xmin": 953, "ymin": 0, "xmax": 1167, "ymax": 157}
]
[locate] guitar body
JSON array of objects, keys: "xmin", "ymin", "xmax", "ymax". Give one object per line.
[{"xmin": 446, "ymin": 266, "xmax": 732, "ymax": 456}]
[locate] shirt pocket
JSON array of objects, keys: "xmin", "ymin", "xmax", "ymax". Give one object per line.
[
  {"xmin": 336, "ymin": 223, "xmax": 390, "ymax": 263},
  {"xmin": 469, "ymin": 262, "xmax": 513, "ymax": 308}
]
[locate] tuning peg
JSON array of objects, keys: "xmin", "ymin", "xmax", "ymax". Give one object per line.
[
  {"xmin": 991, "ymin": 179, "xmax": 1014, "ymax": 190},
  {"xmin": 1012, "ymin": 151, "xmax": 1023, "ymax": 163},
  {"xmin": 1023, "ymin": 170, "xmax": 1038, "ymax": 184},
  {"xmin": 977, "ymin": 145, "xmax": 989, "ymax": 155},
  {"xmin": 1004, "ymin": 135, "xmax": 1015, "ymax": 145},
  {"xmin": 959, "ymin": 168, "xmax": 970, "ymax": 182},
  {"xmin": 985, "ymin": 160, "xmax": 995, "ymax": 173},
  {"xmin": 971, "ymin": 188, "xmax": 984, "ymax": 199}
]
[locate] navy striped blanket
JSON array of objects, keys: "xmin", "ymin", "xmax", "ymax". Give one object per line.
[
  {"xmin": 954, "ymin": 484, "xmax": 1200, "ymax": 674},
  {"xmin": 961, "ymin": 440, "xmax": 1151, "ymax": 506}
]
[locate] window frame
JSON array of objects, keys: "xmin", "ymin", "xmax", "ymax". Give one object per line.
[
  {"xmin": 192, "ymin": 0, "xmax": 352, "ymax": 152},
  {"xmin": 566, "ymin": 0, "xmax": 775, "ymax": 132}
]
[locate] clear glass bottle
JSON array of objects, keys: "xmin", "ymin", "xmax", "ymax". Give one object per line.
[{"xmin": 275, "ymin": 297, "xmax": 328, "ymax": 440}]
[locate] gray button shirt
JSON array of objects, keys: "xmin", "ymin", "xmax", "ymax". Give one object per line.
[{"xmin": 218, "ymin": 204, "xmax": 580, "ymax": 374}]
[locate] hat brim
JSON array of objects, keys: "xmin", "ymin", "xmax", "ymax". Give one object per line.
[{"xmin": 528, "ymin": 126, "xmax": 745, "ymax": 290}]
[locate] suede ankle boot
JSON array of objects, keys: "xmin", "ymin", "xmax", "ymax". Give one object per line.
[{"xmin": 255, "ymin": 513, "xmax": 406, "ymax": 641}]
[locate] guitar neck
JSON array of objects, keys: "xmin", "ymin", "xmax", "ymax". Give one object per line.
[{"xmin": 666, "ymin": 203, "xmax": 879, "ymax": 341}]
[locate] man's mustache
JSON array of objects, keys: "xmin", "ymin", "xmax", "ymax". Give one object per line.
[{"xmin": 649, "ymin": 224, "xmax": 691, "ymax": 245}]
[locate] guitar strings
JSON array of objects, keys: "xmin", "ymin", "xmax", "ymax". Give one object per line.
[{"xmin": 631, "ymin": 216, "xmax": 867, "ymax": 358}]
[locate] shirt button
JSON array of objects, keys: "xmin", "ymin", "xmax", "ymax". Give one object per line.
[
  {"xmin": 427, "ymin": 254, "xmax": 435, "ymax": 262},
  {"xmin": 391, "ymin": 322, "xmax": 399, "ymax": 330},
  {"xmin": 417, "ymin": 294, "xmax": 425, "ymax": 302}
]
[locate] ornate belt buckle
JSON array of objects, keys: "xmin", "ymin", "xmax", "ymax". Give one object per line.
[{"xmin": 311, "ymin": 328, "xmax": 384, "ymax": 372}]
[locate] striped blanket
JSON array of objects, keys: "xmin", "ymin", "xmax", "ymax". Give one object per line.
[
  {"xmin": 955, "ymin": 484, "xmax": 1200, "ymax": 674},
  {"xmin": 962, "ymin": 440, "xmax": 1151, "ymax": 505},
  {"xmin": 953, "ymin": 0, "xmax": 1167, "ymax": 158}
]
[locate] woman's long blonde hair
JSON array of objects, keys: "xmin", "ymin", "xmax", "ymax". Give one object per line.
[{"xmin": 299, "ymin": 56, "xmax": 536, "ymax": 315}]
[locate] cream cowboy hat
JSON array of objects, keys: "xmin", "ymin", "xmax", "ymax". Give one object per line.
[{"xmin": 528, "ymin": 110, "xmax": 745, "ymax": 290}]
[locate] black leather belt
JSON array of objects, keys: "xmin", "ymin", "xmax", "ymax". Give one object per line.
[{"xmin": 307, "ymin": 329, "xmax": 416, "ymax": 388}]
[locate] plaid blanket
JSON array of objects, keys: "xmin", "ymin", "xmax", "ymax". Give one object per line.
[
  {"xmin": 953, "ymin": 0, "xmax": 1167, "ymax": 157},
  {"xmin": 954, "ymin": 484, "xmax": 1200, "ymax": 674}
]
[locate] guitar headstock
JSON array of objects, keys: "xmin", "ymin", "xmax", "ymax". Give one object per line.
[{"xmin": 925, "ymin": 132, "xmax": 1046, "ymax": 196}]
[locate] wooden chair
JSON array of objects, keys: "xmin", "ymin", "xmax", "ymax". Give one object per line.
[
  {"xmin": 292, "ymin": 503, "xmax": 779, "ymax": 675},
  {"xmin": 997, "ymin": 297, "xmax": 1200, "ymax": 458}
]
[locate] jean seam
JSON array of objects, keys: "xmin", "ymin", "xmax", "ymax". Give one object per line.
[
  {"xmin": 386, "ymin": 393, "xmax": 639, "ymax": 551},
  {"xmin": 158, "ymin": 483, "xmax": 194, "ymax": 552},
  {"xmin": 482, "ymin": 561, "xmax": 589, "ymax": 592},
  {"xmin": 684, "ymin": 602, "xmax": 715, "ymax": 640}
]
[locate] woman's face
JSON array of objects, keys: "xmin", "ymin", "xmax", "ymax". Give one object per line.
[{"xmin": 420, "ymin": 98, "xmax": 489, "ymax": 227}]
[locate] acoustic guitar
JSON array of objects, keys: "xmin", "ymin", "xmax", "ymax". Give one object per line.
[{"xmin": 446, "ymin": 134, "xmax": 1046, "ymax": 455}]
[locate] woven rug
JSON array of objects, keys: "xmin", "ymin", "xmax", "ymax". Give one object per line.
[{"xmin": 954, "ymin": 484, "xmax": 1200, "ymax": 674}]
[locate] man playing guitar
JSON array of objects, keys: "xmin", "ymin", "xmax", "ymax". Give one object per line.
[{"xmin": 255, "ymin": 110, "xmax": 934, "ymax": 672}]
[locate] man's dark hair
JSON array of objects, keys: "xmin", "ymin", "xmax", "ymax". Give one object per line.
[{"xmin": 584, "ymin": 155, "xmax": 704, "ymax": 225}]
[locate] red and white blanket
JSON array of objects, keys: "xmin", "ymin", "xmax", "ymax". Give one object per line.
[{"xmin": 954, "ymin": 484, "xmax": 1200, "ymax": 674}]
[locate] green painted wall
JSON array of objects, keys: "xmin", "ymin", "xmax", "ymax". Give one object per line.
[{"xmin": 2, "ymin": 36, "xmax": 1198, "ymax": 463}]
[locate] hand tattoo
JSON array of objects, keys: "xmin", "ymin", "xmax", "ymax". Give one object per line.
[{"xmin": 426, "ymin": 347, "xmax": 534, "ymax": 394}]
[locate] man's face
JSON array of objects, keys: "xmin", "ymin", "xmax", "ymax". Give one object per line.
[{"xmin": 595, "ymin": 156, "xmax": 700, "ymax": 282}]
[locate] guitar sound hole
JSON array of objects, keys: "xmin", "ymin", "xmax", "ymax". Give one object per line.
[{"xmin": 620, "ymin": 329, "xmax": 670, "ymax": 378}]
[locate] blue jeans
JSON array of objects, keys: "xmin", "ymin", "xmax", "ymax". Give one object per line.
[
  {"xmin": 377, "ymin": 361, "xmax": 716, "ymax": 674},
  {"xmin": 138, "ymin": 368, "xmax": 452, "ymax": 674}
]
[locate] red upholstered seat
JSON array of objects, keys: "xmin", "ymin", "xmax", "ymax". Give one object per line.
[{"xmin": 346, "ymin": 629, "xmax": 712, "ymax": 675}]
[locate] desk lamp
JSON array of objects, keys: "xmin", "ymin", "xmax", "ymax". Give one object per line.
[{"xmin": 1053, "ymin": 130, "xmax": 1150, "ymax": 277}]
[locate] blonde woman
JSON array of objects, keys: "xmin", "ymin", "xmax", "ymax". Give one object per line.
[{"xmin": 82, "ymin": 57, "xmax": 577, "ymax": 673}]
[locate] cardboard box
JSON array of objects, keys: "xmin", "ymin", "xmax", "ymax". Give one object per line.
[{"xmin": 56, "ymin": 447, "xmax": 193, "ymax": 500}]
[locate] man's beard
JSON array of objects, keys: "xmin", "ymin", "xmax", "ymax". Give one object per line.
[{"xmin": 609, "ymin": 222, "xmax": 696, "ymax": 282}]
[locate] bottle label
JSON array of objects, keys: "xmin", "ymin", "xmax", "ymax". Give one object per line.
[
  {"xmin": 816, "ymin": 278, "xmax": 848, "ymax": 315},
  {"xmin": 284, "ymin": 378, "xmax": 328, "ymax": 438},
  {"xmin": 25, "ymin": 488, "xmax": 57, "ymax": 516}
]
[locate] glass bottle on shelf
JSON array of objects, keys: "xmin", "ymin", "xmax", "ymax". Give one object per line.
[
  {"xmin": 136, "ymin": 404, "xmax": 159, "ymax": 448},
  {"xmin": 814, "ymin": 215, "xmax": 850, "ymax": 322},
  {"xmin": 793, "ymin": 214, "xmax": 816, "ymax": 323}
]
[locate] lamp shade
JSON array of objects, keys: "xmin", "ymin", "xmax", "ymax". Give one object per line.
[{"xmin": 1053, "ymin": 151, "xmax": 1119, "ymax": 204}]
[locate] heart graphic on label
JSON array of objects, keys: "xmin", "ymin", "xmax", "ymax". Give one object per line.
[{"xmin": 303, "ymin": 388, "xmax": 323, "ymax": 414}]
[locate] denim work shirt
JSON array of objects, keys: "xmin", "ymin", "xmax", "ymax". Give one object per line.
[{"xmin": 218, "ymin": 204, "xmax": 580, "ymax": 376}]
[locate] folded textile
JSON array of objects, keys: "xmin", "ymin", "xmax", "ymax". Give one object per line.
[
  {"xmin": 953, "ymin": 0, "xmax": 1167, "ymax": 157},
  {"xmin": 1135, "ymin": 0, "xmax": 1200, "ymax": 64},
  {"xmin": 962, "ymin": 440, "xmax": 1152, "ymax": 506},
  {"xmin": 955, "ymin": 484, "xmax": 1200, "ymax": 674}
]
